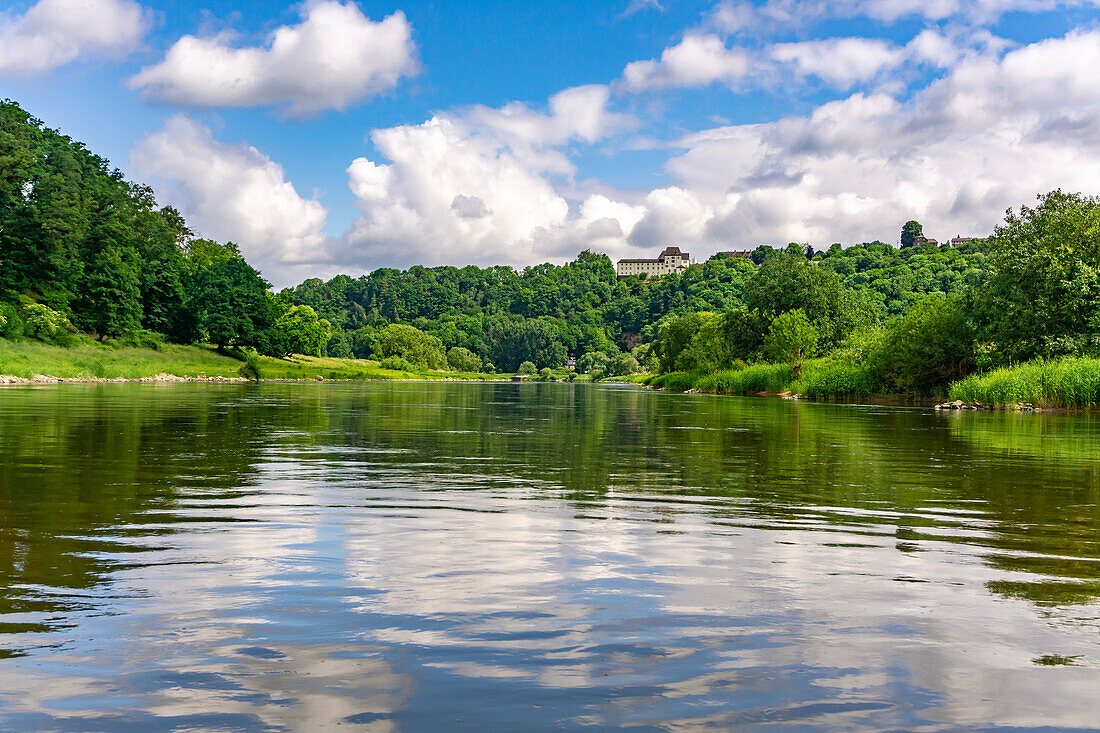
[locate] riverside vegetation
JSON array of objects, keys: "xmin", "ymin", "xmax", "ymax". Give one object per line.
[{"xmin": 2, "ymin": 99, "xmax": 1099, "ymax": 406}]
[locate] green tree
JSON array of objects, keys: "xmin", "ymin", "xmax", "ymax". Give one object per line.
[
  {"xmin": 575, "ymin": 351, "xmax": 609, "ymax": 374},
  {"xmin": 879, "ymin": 295, "xmax": 975, "ymax": 394},
  {"xmin": 447, "ymin": 346, "xmax": 482, "ymax": 372},
  {"xmin": 764, "ymin": 309, "xmax": 818, "ymax": 375},
  {"xmin": 517, "ymin": 360, "xmax": 537, "ymax": 375},
  {"xmin": 977, "ymin": 190, "xmax": 1100, "ymax": 360},
  {"xmin": 377, "ymin": 324, "xmax": 447, "ymax": 369},
  {"xmin": 274, "ymin": 305, "xmax": 331, "ymax": 357},
  {"xmin": 901, "ymin": 220, "xmax": 924, "ymax": 248}
]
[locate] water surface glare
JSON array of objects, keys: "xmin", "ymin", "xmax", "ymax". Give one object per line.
[{"xmin": 1, "ymin": 382, "xmax": 1099, "ymax": 731}]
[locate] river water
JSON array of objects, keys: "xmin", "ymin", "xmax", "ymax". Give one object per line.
[{"xmin": 0, "ymin": 382, "xmax": 1098, "ymax": 731}]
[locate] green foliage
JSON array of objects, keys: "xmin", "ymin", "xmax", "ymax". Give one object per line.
[
  {"xmin": 576, "ymin": 351, "xmax": 609, "ymax": 374},
  {"xmin": 118, "ymin": 329, "xmax": 166, "ymax": 351},
  {"xmin": 764, "ymin": 310, "xmax": 818, "ymax": 371},
  {"xmin": 377, "ymin": 323, "xmax": 447, "ymax": 369},
  {"xmin": 379, "ymin": 355, "xmax": 416, "ymax": 372},
  {"xmin": 538, "ymin": 367, "xmax": 552, "ymax": 381},
  {"xmin": 239, "ymin": 352, "xmax": 263, "ymax": 380},
  {"xmin": 22, "ymin": 303, "xmax": 75, "ymax": 345},
  {"xmin": 901, "ymin": 220, "xmax": 923, "ymax": 248},
  {"xmin": 950, "ymin": 357, "xmax": 1100, "ymax": 408},
  {"xmin": 273, "ymin": 304, "xmax": 331, "ymax": 357},
  {"xmin": 517, "ymin": 360, "xmax": 537, "ymax": 375},
  {"xmin": 447, "ymin": 346, "xmax": 482, "ymax": 372},
  {"xmin": 976, "ymin": 190, "xmax": 1100, "ymax": 361},
  {"xmin": 878, "ymin": 295, "xmax": 975, "ymax": 394},
  {"xmin": 653, "ymin": 311, "xmax": 713, "ymax": 373},
  {"xmin": 693, "ymin": 362, "xmax": 796, "ymax": 394},
  {"xmin": 487, "ymin": 318, "xmax": 567, "ymax": 371},
  {"xmin": 745, "ymin": 253, "xmax": 874, "ymax": 349},
  {"xmin": 607, "ymin": 353, "xmax": 641, "ymax": 376},
  {"xmin": 790, "ymin": 360, "xmax": 884, "ymax": 398}
]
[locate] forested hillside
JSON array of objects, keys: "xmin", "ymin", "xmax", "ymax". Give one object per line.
[{"xmin": 12, "ymin": 96, "xmax": 1096, "ymax": 403}]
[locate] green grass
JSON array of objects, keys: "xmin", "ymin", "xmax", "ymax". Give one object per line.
[
  {"xmin": 254, "ymin": 354, "xmax": 504, "ymax": 381},
  {"xmin": 694, "ymin": 362, "xmax": 797, "ymax": 395},
  {"xmin": 0, "ymin": 339, "xmax": 512, "ymax": 382},
  {"xmin": 949, "ymin": 357, "xmax": 1100, "ymax": 408},
  {"xmin": 0, "ymin": 339, "xmax": 243, "ymax": 379},
  {"xmin": 791, "ymin": 360, "xmax": 885, "ymax": 398}
]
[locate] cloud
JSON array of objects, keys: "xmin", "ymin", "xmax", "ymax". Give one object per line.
[
  {"xmin": 130, "ymin": 117, "xmax": 329, "ymax": 284},
  {"xmin": 0, "ymin": 0, "xmax": 146, "ymax": 76},
  {"xmin": 129, "ymin": 1, "xmax": 418, "ymax": 117},
  {"xmin": 710, "ymin": 0, "xmax": 1100, "ymax": 29},
  {"xmin": 621, "ymin": 34, "xmax": 751, "ymax": 91},
  {"xmin": 334, "ymin": 85, "xmax": 646, "ymax": 269},
  {"xmin": 661, "ymin": 30, "xmax": 1100, "ymax": 249},
  {"xmin": 770, "ymin": 37, "xmax": 907, "ymax": 87},
  {"xmin": 135, "ymin": 31, "xmax": 1100, "ymax": 284}
]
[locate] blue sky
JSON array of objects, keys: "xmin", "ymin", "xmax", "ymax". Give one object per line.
[{"xmin": 3, "ymin": 0, "xmax": 1100, "ymax": 285}]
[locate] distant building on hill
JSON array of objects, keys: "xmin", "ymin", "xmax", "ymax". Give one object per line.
[
  {"xmin": 616, "ymin": 246, "xmax": 692, "ymax": 278},
  {"xmin": 949, "ymin": 235, "xmax": 980, "ymax": 246},
  {"xmin": 914, "ymin": 235, "xmax": 940, "ymax": 246},
  {"xmin": 716, "ymin": 250, "xmax": 753, "ymax": 260}
]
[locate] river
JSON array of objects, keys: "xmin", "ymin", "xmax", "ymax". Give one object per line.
[{"xmin": 1, "ymin": 382, "xmax": 1098, "ymax": 730}]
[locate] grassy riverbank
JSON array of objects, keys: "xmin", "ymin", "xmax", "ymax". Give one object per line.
[
  {"xmin": 0, "ymin": 340, "xmax": 507, "ymax": 383},
  {"xmin": 949, "ymin": 358, "xmax": 1100, "ymax": 409},
  {"xmin": 646, "ymin": 356, "xmax": 1100, "ymax": 409}
]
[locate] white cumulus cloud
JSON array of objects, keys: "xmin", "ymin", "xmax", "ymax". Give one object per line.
[
  {"xmin": 130, "ymin": 117, "xmax": 329, "ymax": 285},
  {"xmin": 0, "ymin": 0, "xmax": 146, "ymax": 76},
  {"xmin": 622, "ymin": 34, "xmax": 751, "ymax": 91},
  {"xmin": 129, "ymin": 1, "xmax": 418, "ymax": 117}
]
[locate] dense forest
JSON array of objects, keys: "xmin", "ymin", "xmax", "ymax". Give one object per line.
[{"xmin": 4, "ymin": 99, "xmax": 1099, "ymax": 399}]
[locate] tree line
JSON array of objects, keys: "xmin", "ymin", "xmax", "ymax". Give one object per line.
[{"xmin": 6, "ymin": 98, "xmax": 1094, "ymax": 392}]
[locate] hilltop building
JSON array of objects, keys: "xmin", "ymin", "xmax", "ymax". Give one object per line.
[
  {"xmin": 716, "ymin": 250, "xmax": 753, "ymax": 260},
  {"xmin": 616, "ymin": 246, "xmax": 692, "ymax": 278}
]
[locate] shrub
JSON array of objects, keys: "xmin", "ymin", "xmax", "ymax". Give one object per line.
[
  {"xmin": 879, "ymin": 295, "xmax": 974, "ymax": 394},
  {"xmin": 607, "ymin": 353, "xmax": 641, "ymax": 376},
  {"xmin": 239, "ymin": 352, "xmax": 264, "ymax": 380},
  {"xmin": 575, "ymin": 351, "xmax": 609, "ymax": 374},
  {"xmin": 0, "ymin": 303, "xmax": 23, "ymax": 339},
  {"xmin": 377, "ymin": 324, "xmax": 447, "ymax": 370},
  {"xmin": 22, "ymin": 304, "xmax": 75, "ymax": 345},
  {"xmin": 539, "ymin": 367, "xmax": 552, "ymax": 381},
  {"xmin": 517, "ymin": 360, "xmax": 537, "ymax": 375},
  {"xmin": 380, "ymin": 355, "xmax": 416, "ymax": 372},
  {"xmin": 447, "ymin": 346, "xmax": 482, "ymax": 372},
  {"xmin": 119, "ymin": 329, "xmax": 166, "ymax": 351},
  {"xmin": 763, "ymin": 309, "xmax": 818, "ymax": 374}
]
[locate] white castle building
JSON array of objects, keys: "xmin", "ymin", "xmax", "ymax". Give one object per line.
[{"xmin": 616, "ymin": 246, "xmax": 692, "ymax": 278}]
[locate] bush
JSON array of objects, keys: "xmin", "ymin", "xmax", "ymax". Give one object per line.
[
  {"xmin": 607, "ymin": 353, "xmax": 641, "ymax": 376},
  {"xmin": 575, "ymin": 351, "xmax": 609, "ymax": 374},
  {"xmin": 763, "ymin": 309, "xmax": 817, "ymax": 374},
  {"xmin": 539, "ymin": 367, "xmax": 552, "ymax": 381},
  {"xmin": 0, "ymin": 303, "xmax": 23, "ymax": 339},
  {"xmin": 238, "ymin": 352, "xmax": 264, "ymax": 380},
  {"xmin": 22, "ymin": 304, "xmax": 75, "ymax": 345},
  {"xmin": 118, "ymin": 329, "xmax": 166, "ymax": 351},
  {"xmin": 380, "ymin": 355, "xmax": 416, "ymax": 372},
  {"xmin": 879, "ymin": 295, "xmax": 975, "ymax": 394},
  {"xmin": 447, "ymin": 346, "xmax": 482, "ymax": 372},
  {"xmin": 517, "ymin": 360, "xmax": 537, "ymax": 375},
  {"xmin": 377, "ymin": 324, "xmax": 447, "ymax": 370}
]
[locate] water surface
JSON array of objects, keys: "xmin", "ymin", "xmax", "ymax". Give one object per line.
[{"xmin": 1, "ymin": 382, "xmax": 1099, "ymax": 730}]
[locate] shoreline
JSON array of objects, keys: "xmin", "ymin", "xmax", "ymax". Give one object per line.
[{"xmin": 0, "ymin": 372, "xmax": 1083, "ymax": 412}]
